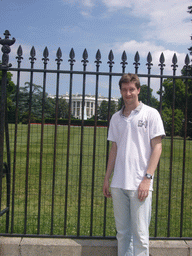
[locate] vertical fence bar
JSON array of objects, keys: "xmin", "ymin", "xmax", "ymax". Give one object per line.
[
  {"xmin": 158, "ymin": 53, "xmax": 165, "ymax": 116},
  {"xmin": 103, "ymin": 50, "xmax": 114, "ymax": 237},
  {"xmin": 119, "ymin": 51, "xmax": 128, "ymax": 108},
  {"xmin": 24, "ymin": 46, "xmax": 36, "ymax": 234},
  {"xmin": 146, "ymin": 52, "xmax": 153, "ymax": 106},
  {"xmin": 11, "ymin": 45, "xmax": 23, "ymax": 233},
  {"xmin": 64, "ymin": 48, "xmax": 75, "ymax": 235},
  {"xmin": 167, "ymin": 53, "xmax": 178, "ymax": 237},
  {"xmin": 4, "ymin": 87, "xmax": 11, "ymax": 232},
  {"xmin": 154, "ymin": 53, "xmax": 165, "ymax": 237},
  {"xmin": 37, "ymin": 47, "xmax": 49, "ymax": 234},
  {"xmin": 77, "ymin": 49, "xmax": 88, "ymax": 236},
  {"xmin": 51, "ymin": 48, "xmax": 62, "ymax": 235},
  {"xmin": 0, "ymin": 67, "xmax": 6, "ymax": 213},
  {"xmin": 0, "ymin": 31, "xmax": 15, "ymax": 215},
  {"xmin": 180, "ymin": 54, "xmax": 190, "ymax": 237},
  {"xmin": 90, "ymin": 49, "xmax": 101, "ymax": 236}
]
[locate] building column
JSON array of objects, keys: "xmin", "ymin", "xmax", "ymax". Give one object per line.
[
  {"xmin": 89, "ymin": 101, "xmax": 91, "ymax": 118},
  {"xmin": 75, "ymin": 101, "xmax": 77, "ymax": 118}
]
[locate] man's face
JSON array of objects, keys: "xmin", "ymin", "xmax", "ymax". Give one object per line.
[{"xmin": 120, "ymin": 82, "xmax": 140, "ymax": 106}]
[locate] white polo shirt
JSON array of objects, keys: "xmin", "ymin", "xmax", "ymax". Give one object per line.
[{"xmin": 108, "ymin": 102, "xmax": 165, "ymax": 191}]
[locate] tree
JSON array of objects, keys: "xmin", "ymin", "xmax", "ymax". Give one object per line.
[
  {"xmin": 58, "ymin": 97, "xmax": 69, "ymax": 119},
  {"xmin": 160, "ymin": 79, "xmax": 186, "ymax": 111},
  {"xmin": 118, "ymin": 97, "xmax": 123, "ymax": 111},
  {"xmin": 45, "ymin": 96, "xmax": 69, "ymax": 119},
  {"xmin": 18, "ymin": 82, "xmax": 55, "ymax": 122},
  {"xmin": 159, "ymin": 78, "xmax": 188, "ymax": 136},
  {"xmin": 139, "ymin": 84, "xmax": 159, "ymax": 109},
  {"xmin": 0, "ymin": 69, "xmax": 16, "ymax": 122},
  {"xmin": 98, "ymin": 100, "xmax": 117, "ymax": 120},
  {"xmin": 162, "ymin": 107, "xmax": 184, "ymax": 136},
  {"xmin": 18, "ymin": 82, "xmax": 42, "ymax": 121}
]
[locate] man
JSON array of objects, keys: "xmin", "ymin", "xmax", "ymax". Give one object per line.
[{"xmin": 103, "ymin": 73, "xmax": 165, "ymax": 256}]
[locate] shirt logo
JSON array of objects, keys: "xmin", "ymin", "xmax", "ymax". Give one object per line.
[{"xmin": 138, "ymin": 120, "xmax": 148, "ymax": 128}]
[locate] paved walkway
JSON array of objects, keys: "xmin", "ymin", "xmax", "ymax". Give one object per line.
[{"xmin": 0, "ymin": 236, "xmax": 192, "ymax": 255}]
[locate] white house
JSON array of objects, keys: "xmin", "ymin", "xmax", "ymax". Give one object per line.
[{"xmin": 49, "ymin": 93, "xmax": 119, "ymax": 119}]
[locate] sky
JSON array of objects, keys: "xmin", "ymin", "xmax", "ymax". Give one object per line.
[{"xmin": 0, "ymin": 0, "xmax": 192, "ymax": 98}]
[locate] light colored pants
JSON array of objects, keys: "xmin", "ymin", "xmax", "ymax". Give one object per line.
[{"xmin": 111, "ymin": 187, "xmax": 152, "ymax": 256}]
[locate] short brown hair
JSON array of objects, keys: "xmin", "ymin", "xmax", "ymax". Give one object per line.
[{"xmin": 119, "ymin": 73, "xmax": 140, "ymax": 89}]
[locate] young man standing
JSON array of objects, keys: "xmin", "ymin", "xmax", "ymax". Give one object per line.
[{"xmin": 103, "ymin": 73, "xmax": 165, "ymax": 256}]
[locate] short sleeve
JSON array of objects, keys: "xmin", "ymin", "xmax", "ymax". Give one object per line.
[
  {"xmin": 149, "ymin": 109, "xmax": 166, "ymax": 139},
  {"xmin": 107, "ymin": 115, "xmax": 117, "ymax": 142}
]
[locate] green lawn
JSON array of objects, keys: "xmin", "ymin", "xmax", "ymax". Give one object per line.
[{"xmin": 0, "ymin": 123, "xmax": 192, "ymax": 238}]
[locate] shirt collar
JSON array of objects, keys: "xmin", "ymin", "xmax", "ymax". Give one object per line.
[{"xmin": 120, "ymin": 102, "xmax": 143, "ymax": 117}]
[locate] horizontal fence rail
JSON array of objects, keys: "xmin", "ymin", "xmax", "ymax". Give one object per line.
[{"xmin": 0, "ymin": 30, "xmax": 192, "ymax": 240}]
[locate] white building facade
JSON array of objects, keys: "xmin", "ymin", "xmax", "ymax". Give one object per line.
[{"xmin": 49, "ymin": 93, "xmax": 119, "ymax": 119}]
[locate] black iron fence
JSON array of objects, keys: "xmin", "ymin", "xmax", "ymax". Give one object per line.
[{"xmin": 0, "ymin": 30, "xmax": 192, "ymax": 239}]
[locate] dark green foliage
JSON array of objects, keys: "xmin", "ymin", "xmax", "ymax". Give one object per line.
[
  {"xmin": 98, "ymin": 100, "xmax": 117, "ymax": 120},
  {"xmin": 35, "ymin": 118, "xmax": 108, "ymax": 127},
  {"xmin": 58, "ymin": 97, "xmax": 69, "ymax": 119},
  {"xmin": 18, "ymin": 83, "xmax": 69, "ymax": 123},
  {"xmin": 0, "ymin": 69, "xmax": 17, "ymax": 122},
  {"xmin": 160, "ymin": 76, "xmax": 192, "ymax": 137},
  {"xmin": 162, "ymin": 107, "xmax": 184, "ymax": 136},
  {"xmin": 139, "ymin": 84, "xmax": 159, "ymax": 109}
]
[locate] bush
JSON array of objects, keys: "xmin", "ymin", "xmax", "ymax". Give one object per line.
[{"xmin": 33, "ymin": 118, "xmax": 108, "ymax": 127}]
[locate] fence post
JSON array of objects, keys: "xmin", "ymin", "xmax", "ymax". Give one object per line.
[{"xmin": 0, "ymin": 30, "xmax": 15, "ymax": 213}]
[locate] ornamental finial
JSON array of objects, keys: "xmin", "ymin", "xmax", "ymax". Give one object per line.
[{"xmin": 0, "ymin": 30, "xmax": 16, "ymax": 68}]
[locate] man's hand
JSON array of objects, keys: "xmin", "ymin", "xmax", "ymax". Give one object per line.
[
  {"xmin": 138, "ymin": 136, "xmax": 162, "ymax": 202},
  {"xmin": 103, "ymin": 142, "xmax": 117, "ymax": 198},
  {"xmin": 103, "ymin": 178, "xmax": 111, "ymax": 198},
  {"xmin": 138, "ymin": 177, "xmax": 151, "ymax": 202}
]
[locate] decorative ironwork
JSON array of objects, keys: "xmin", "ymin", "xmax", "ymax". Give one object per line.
[
  {"xmin": 121, "ymin": 50, "xmax": 128, "ymax": 73},
  {"xmin": 107, "ymin": 49, "xmax": 114, "ymax": 68},
  {"xmin": 81, "ymin": 48, "xmax": 89, "ymax": 66},
  {"xmin": 0, "ymin": 30, "xmax": 15, "ymax": 233},
  {"xmin": 133, "ymin": 51, "xmax": 140, "ymax": 73},
  {"xmin": 159, "ymin": 52, "xmax": 165, "ymax": 71},
  {"xmin": 146, "ymin": 52, "xmax": 153, "ymax": 105},
  {"xmin": 95, "ymin": 49, "xmax": 102, "ymax": 67},
  {"xmin": 68, "ymin": 48, "xmax": 76, "ymax": 65},
  {"xmin": 42, "ymin": 47, "xmax": 49, "ymax": 64},
  {"xmin": 0, "ymin": 30, "xmax": 15, "ymax": 68},
  {"xmin": 0, "ymin": 30, "xmax": 192, "ymax": 240},
  {"xmin": 184, "ymin": 54, "xmax": 190, "ymax": 68},
  {"xmin": 180, "ymin": 53, "xmax": 190, "ymax": 237},
  {"xmin": 171, "ymin": 53, "xmax": 178, "ymax": 72},
  {"xmin": 146, "ymin": 52, "xmax": 153, "ymax": 70},
  {"xmin": 16, "ymin": 45, "xmax": 23, "ymax": 64},
  {"xmin": 56, "ymin": 47, "xmax": 63, "ymax": 65},
  {"xmin": 29, "ymin": 46, "xmax": 36, "ymax": 64}
]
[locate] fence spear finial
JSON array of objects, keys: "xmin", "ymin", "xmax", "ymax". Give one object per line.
[
  {"xmin": 121, "ymin": 51, "xmax": 128, "ymax": 73},
  {"xmin": 133, "ymin": 51, "xmax": 140, "ymax": 74}
]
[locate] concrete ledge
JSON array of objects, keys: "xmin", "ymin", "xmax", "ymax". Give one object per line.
[
  {"xmin": 149, "ymin": 240, "xmax": 190, "ymax": 256},
  {"xmin": 0, "ymin": 236, "xmax": 192, "ymax": 256},
  {"xmin": 0, "ymin": 237, "xmax": 117, "ymax": 256},
  {"xmin": 0, "ymin": 237, "xmax": 21, "ymax": 256}
]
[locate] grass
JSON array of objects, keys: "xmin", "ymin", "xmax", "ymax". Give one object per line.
[{"xmin": 0, "ymin": 123, "xmax": 192, "ymax": 238}]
